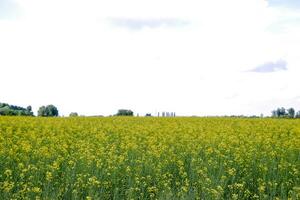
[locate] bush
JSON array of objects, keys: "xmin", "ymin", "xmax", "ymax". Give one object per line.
[{"xmin": 115, "ymin": 109, "xmax": 134, "ymax": 116}]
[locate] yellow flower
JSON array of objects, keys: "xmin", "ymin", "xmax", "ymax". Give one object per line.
[
  {"xmin": 228, "ymin": 168, "xmax": 236, "ymax": 176},
  {"xmin": 32, "ymin": 187, "xmax": 41, "ymax": 193},
  {"xmin": 46, "ymin": 171, "xmax": 53, "ymax": 181},
  {"xmin": 4, "ymin": 169, "xmax": 12, "ymax": 177},
  {"xmin": 258, "ymin": 185, "xmax": 265, "ymax": 193},
  {"xmin": 2, "ymin": 181, "xmax": 14, "ymax": 192}
]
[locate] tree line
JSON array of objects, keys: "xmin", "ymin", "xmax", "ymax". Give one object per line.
[
  {"xmin": 0, "ymin": 103, "xmax": 33, "ymax": 116},
  {"xmin": 0, "ymin": 102, "xmax": 135, "ymax": 117},
  {"xmin": 2, "ymin": 102, "xmax": 300, "ymax": 118},
  {"xmin": 271, "ymin": 107, "xmax": 300, "ymax": 118},
  {"xmin": 0, "ymin": 103, "xmax": 59, "ymax": 117}
]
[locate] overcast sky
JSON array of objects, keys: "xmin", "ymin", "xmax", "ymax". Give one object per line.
[{"xmin": 1, "ymin": 0, "xmax": 300, "ymax": 116}]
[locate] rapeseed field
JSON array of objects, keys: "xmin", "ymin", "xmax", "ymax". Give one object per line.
[{"xmin": 0, "ymin": 117, "xmax": 299, "ymax": 199}]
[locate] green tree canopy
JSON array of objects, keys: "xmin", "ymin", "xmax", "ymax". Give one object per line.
[
  {"xmin": 287, "ymin": 108, "xmax": 295, "ymax": 118},
  {"xmin": 0, "ymin": 103, "xmax": 34, "ymax": 116},
  {"xmin": 69, "ymin": 112, "xmax": 79, "ymax": 117},
  {"xmin": 38, "ymin": 105, "xmax": 59, "ymax": 117},
  {"xmin": 115, "ymin": 109, "xmax": 134, "ymax": 116}
]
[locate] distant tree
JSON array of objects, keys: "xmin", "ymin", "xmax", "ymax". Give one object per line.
[
  {"xmin": 272, "ymin": 107, "xmax": 287, "ymax": 118},
  {"xmin": 0, "ymin": 103, "xmax": 33, "ymax": 116},
  {"xmin": 46, "ymin": 105, "xmax": 58, "ymax": 116},
  {"xmin": 26, "ymin": 106, "xmax": 32, "ymax": 112},
  {"xmin": 38, "ymin": 105, "xmax": 59, "ymax": 117},
  {"xmin": 38, "ymin": 106, "xmax": 46, "ymax": 116},
  {"xmin": 271, "ymin": 110, "xmax": 277, "ymax": 117},
  {"xmin": 25, "ymin": 106, "xmax": 33, "ymax": 116},
  {"xmin": 0, "ymin": 103, "xmax": 9, "ymax": 108},
  {"xmin": 287, "ymin": 108, "xmax": 295, "ymax": 118},
  {"xmin": 0, "ymin": 106, "xmax": 14, "ymax": 116},
  {"xmin": 271, "ymin": 107, "xmax": 298, "ymax": 118},
  {"xmin": 296, "ymin": 111, "xmax": 300, "ymax": 118},
  {"xmin": 115, "ymin": 109, "xmax": 134, "ymax": 116},
  {"xmin": 69, "ymin": 112, "xmax": 78, "ymax": 117},
  {"xmin": 145, "ymin": 113, "xmax": 152, "ymax": 117},
  {"xmin": 278, "ymin": 107, "xmax": 286, "ymax": 117}
]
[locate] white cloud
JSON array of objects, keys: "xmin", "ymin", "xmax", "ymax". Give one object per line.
[
  {"xmin": 108, "ymin": 18, "xmax": 190, "ymax": 30},
  {"xmin": 1, "ymin": 0, "xmax": 300, "ymax": 116},
  {"xmin": 247, "ymin": 59, "xmax": 287, "ymax": 73}
]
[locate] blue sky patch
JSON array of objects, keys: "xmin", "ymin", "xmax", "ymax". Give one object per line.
[
  {"xmin": 248, "ymin": 60, "xmax": 288, "ymax": 73},
  {"xmin": 0, "ymin": 0, "xmax": 18, "ymax": 19},
  {"xmin": 268, "ymin": 0, "xmax": 300, "ymax": 9},
  {"xmin": 108, "ymin": 18, "xmax": 190, "ymax": 30}
]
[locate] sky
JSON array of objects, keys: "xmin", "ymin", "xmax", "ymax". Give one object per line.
[{"xmin": 0, "ymin": 0, "xmax": 300, "ymax": 116}]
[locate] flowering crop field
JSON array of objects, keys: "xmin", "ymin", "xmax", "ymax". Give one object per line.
[{"xmin": 0, "ymin": 117, "xmax": 299, "ymax": 200}]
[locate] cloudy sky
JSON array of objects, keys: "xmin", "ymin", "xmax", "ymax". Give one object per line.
[{"xmin": 1, "ymin": 0, "xmax": 300, "ymax": 116}]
